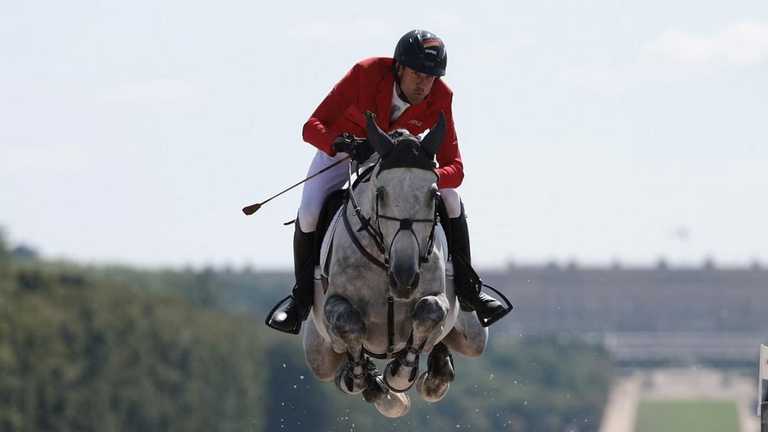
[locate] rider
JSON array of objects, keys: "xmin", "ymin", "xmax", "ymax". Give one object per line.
[{"xmin": 268, "ymin": 29, "xmax": 510, "ymax": 334}]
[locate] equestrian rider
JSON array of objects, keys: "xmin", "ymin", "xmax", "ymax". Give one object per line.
[{"xmin": 268, "ymin": 29, "xmax": 510, "ymax": 334}]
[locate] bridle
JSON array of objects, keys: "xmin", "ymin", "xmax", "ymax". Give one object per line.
[
  {"xmin": 341, "ymin": 158, "xmax": 441, "ymax": 359},
  {"xmin": 344, "ymin": 161, "xmax": 439, "ymax": 273}
]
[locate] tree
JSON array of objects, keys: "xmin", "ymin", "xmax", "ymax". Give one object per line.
[
  {"xmin": 11, "ymin": 244, "xmax": 39, "ymax": 261},
  {"xmin": 0, "ymin": 228, "xmax": 9, "ymax": 273}
]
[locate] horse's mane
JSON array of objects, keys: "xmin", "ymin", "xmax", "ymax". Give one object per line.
[{"xmin": 377, "ymin": 130, "xmax": 437, "ymax": 173}]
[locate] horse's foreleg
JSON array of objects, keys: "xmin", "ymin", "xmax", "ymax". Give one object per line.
[
  {"xmin": 416, "ymin": 341, "xmax": 455, "ymax": 402},
  {"xmin": 416, "ymin": 311, "xmax": 486, "ymax": 403},
  {"xmin": 324, "ymin": 295, "xmax": 370, "ymax": 395},
  {"xmin": 323, "ymin": 295, "xmax": 410, "ymax": 417},
  {"xmin": 384, "ymin": 295, "xmax": 447, "ymax": 392}
]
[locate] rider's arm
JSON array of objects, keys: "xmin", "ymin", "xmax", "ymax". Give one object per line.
[
  {"xmin": 302, "ymin": 63, "xmax": 363, "ymax": 156},
  {"xmin": 435, "ymin": 101, "xmax": 464, "ymax": 189}
]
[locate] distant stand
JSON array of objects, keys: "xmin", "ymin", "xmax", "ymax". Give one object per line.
[{"xmin": 761, "ymin": 344, "xmax": 768, "ymax": 432}]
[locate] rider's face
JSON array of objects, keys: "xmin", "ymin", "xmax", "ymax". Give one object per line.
[{"xmin": 397, "ymin": 65, "xmax": 436, "ymax": 105}]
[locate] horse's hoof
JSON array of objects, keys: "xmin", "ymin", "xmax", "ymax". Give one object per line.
[
  {"xmin": 416, "ymin": 371, "xmax": 450, "ymax": 402},
  {"xmin": 361, "ymin": 366, "xmax": 409, "ymax": 416},
  {"xmin": 383, "ymin": 357, "xmax": 419, "ymax": 393},
  {"xmin": 362, "ymin": 372, "xmax": 388, "ymax": 403},
  {"xmin": 335, "ymin": 359, "xmax": 370, "ymax": 395},
  {"xmin": 366, "ymin": 380, "xmax": 411, "ymax": 418},
  {"xmin": 416, "ymin": 343, "xmax": 455, "ymax": 402}
]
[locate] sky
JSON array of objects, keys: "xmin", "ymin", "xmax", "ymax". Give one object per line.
[{"xmin": 1, "ymin": 0, "xmax": 767, "ymax": 270}]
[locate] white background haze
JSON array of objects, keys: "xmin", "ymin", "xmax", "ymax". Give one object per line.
[{"xmin": 2, "ymin": 0, "xmax": 767, "ymax": 269}]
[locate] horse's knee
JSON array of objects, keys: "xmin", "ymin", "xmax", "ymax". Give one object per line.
[
  {"xmin": 413, "ymin": 296, "xmax": 447, "ymax": 329},
  {"xmin": 325, "ymin": 295, "xmax": 366, "ymax": 341}
]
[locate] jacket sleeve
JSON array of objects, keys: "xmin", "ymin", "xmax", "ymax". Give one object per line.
[
  {"xmin": 302, "ymin": 63, "xmax": 362, "ymax": 156},
  {"xmin": 435, "ymin": 99, "xmax": 464, "ymax": 189}
]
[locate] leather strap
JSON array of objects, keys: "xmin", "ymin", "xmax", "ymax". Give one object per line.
[{"xmin": 342, "ymin": 199, "xmax": 388, "ymax": 271}]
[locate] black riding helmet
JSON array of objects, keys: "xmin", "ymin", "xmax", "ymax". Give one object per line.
[{"xmin": 393, "ymin": 30, "xmax": 447, "ymax": 77}]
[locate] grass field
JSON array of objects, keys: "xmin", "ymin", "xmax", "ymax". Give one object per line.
[{"xmin": 634, "ymin": 400, "xmax": 741, "ymax": 432}]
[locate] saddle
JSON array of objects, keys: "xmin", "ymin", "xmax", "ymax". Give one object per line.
[{"xmin": 314, "ymin": 188, "xmax": 346, "ymax": 265}]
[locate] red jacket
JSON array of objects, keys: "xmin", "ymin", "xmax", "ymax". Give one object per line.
[{"xmin": 302, "ymin": 57, "xmax": 464, "ymax": 189}]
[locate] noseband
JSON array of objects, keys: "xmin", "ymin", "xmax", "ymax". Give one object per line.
[
  {"xmin": 376, "ymin": 188, "xmax": 439, "ymax": 270},
  {"xmin": 344, "ymin": 162, "xmax": 439, "ymax": 273}
]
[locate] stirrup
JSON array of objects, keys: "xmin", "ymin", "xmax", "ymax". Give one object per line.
[
  {"xmin": 475, "ymin": 284, "xmax": 513, "ymax": 327},
  {"xmin": 454, "ymin": 254, "xmax": 514, "ymax": 327},
  {"xmin": 265, "ymin": 295, "xmax": 303, "ymax": 335}
]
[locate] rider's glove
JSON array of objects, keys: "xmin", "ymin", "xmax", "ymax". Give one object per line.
[{"xmin": 332, "ymin": 133, "xmax": 374, "ymax": 163}]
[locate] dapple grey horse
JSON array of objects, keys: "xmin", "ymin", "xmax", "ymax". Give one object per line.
[{"xmin": 302, "ymin": 112, "xmax": 488, "ymax": 417}]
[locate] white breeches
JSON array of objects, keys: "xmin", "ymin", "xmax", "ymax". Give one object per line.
[{"xmin": 298, "ymin": 150, "xmax": 462, "ymax": 233}]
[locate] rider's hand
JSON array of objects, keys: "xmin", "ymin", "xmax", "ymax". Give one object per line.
[{"xmin": 332, "ymin": 133, "xmax": 374, "ymax": 163}]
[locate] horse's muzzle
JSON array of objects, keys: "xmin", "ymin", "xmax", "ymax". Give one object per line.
[
  {"xmin": 388, "ymin": 268, "xmax": 421, "ymax": 299},
  {"xmin": 387, "ymin": 224, "xmax": 424, "ymax": 299}
]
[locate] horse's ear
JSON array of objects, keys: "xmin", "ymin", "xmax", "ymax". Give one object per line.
[
  {"xmin": 421, "ymin": 112, "xmax": 445, "ymax": 157},
  {"xmin": 365, "ymin": 111, "xmax": 394, "ymax": 157}
]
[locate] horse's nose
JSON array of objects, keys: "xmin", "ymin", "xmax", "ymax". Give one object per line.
[{"xmin": 388, "ymin": 229, "xmax": 421, "ymax": 298}]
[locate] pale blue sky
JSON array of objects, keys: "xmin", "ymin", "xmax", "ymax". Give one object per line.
[{"xmin": 2, "ymin": 0, "xmax": 767, "ymax": 269}]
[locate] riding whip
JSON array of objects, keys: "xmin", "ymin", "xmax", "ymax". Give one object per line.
[{"xmin": 242, "ymin": 155, "xmax": 351, "ymax": 215}]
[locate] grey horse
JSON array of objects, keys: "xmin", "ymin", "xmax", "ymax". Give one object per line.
[{"xmin": 302, "ymin": 112, "xmax": 488, "ymax": 417}]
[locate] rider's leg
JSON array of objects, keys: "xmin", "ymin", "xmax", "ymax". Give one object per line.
[
  {"xmin": 440, "ymin": 189, "xmax": 510, "ymax": 327},
  {"xmin": 267, "ymin": 150, "xmax": 350, "ymax": 335},
  {"xmin": 267, "ymin": 221, "xmax": 315, "ymax": 335}
]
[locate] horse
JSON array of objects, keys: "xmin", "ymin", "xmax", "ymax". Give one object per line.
[{"xmin": 302, "ymin": 111, "xmax": 489, "ymax": 417}]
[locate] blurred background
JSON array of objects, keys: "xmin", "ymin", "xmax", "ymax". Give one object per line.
[{"xmin": 2, "ymin": 0, "xmax": 767, "ymax": 431}]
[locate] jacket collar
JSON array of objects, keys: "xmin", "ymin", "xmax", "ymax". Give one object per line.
[{"xmin": 391, "ymin": 90, "xmax": 433, "ymax": 131}]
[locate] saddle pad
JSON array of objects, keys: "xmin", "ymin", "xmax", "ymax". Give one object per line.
[{"xmin": 319, "ymin": 206, "xmax": 344, "ymax": 278}]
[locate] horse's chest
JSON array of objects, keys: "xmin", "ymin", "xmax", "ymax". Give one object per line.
[{"xmin": 327, "ymin": 284, "xmax": 414, "ymax": 334}]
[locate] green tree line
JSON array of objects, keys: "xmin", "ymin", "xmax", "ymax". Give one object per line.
[{"xmin": 0, "ymin": 235, "xmax": 612, "ymax": 431}]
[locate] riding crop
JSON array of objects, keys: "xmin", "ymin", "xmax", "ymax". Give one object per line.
[{"xmin": 242, "ymin": 155, "xmax": 351, "ymax": 215}]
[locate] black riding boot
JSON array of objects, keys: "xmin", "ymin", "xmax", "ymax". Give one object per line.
[
  {"xmin": 448, "ymin": 205, "xmax": 510, "ymax": 327},
  {"xmin": 266, "ymin": 220, "xmax": 315, "ymax": 335}
]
